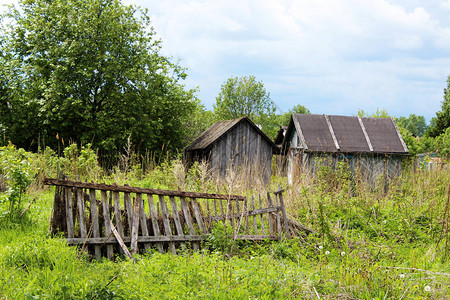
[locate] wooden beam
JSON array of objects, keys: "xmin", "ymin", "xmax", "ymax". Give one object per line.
[
  {"xmin": 66, "ymin": 234, "xmax": 281, "ymax": 245},
  {"xmin": 110, "ymin": 220, "xmax": 135, "ymax": 262},
  {"xmin": 358, "ymin": 116, "xmax": 373, "ymax": 152},
  {"xmin": 43, "ymin": 178, "xmax": 245, "ymax": 201},
  {"xmin": 325, "ymin": 114, "xmax": 340, "ymax": 151}
]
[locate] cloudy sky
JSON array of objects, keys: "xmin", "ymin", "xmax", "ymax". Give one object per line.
[{"xmin": 2, "ymin": 0, "xmax": 450, "ymax": 122}]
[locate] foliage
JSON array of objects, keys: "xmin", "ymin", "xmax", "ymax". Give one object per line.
[
  {"xmin": 435, "ymin": 127, "xmax": 450, "ymax": 159},
  {"xmin": 206, "ymin": 223, "xmax": 239, "ymax": 255},
  {"xmin": 264, "ymin": 104, "xmax": 311, "ymax": 138},
  {"xmin": 60, "ymin": 143, "xmax": 102, "ymax": 180},
  {"xmin": 395, "ymin": 114, "xmax": 427, "ymax": 137},
  {"xmin": 397, "ymin": 126, "xmax": 419, "ymax": 156},
  {"xmin": 183, "ymin": 102, "xmax": 215, "ymax": 146},
  {"xmin": 214, "ymin": 75, "xmax": 276, "ymax": 132},
  {"xmin": 0, "ymin": 144, "xmax": 33, "ymax": 222},
  {"xmin": 428, "ymin": 75, "xmax": 450, "ymax": 137},
  {"xmin": 278, "ymin": 104, "xmax": 310, "ymax": 127},
  {"xmin": 357, "ymin": 107, "xmax": 391, "ymax": 118},
  {"xmin": 0, "ymin": 0, "xmax": 197, "ymax": 159},
  {"xmin": 0, "ymin": 147, "xmax": 449, "ymax": 299}
]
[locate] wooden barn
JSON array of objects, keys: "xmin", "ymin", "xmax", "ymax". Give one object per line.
[
  {"xmin": 281, "ymin": 114, "xmax": 409, "ymax": 185},
  {"xmin": 185, "ymin": 117, "xmax": 279, "ymax": 183}
]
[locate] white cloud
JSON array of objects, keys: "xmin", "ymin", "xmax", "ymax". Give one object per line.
[
  {"xmin": 139, "ymin": 0, "xmax": 450, "ymax": 120},
  {"xmin": 4, "ymin": 0, "xmax": 450, "ymax": 120}
]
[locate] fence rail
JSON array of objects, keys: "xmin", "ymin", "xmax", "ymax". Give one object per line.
[{"xmin": 44, "ymin": 178, "xmax": 290, "ymax": 260}]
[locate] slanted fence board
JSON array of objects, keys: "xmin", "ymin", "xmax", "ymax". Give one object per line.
[
  {"xmin": 101, "ymin": 190, "xmax": 114, "ymax": 260},
  {"xmin": 251, "ymin": 196, "xmax": 258, "ymax": 234},
  {"xmin": 180, "ymin": 197, "xmax": 199, "ymax": 251},
  {"xmin": 89, "ymin": 189, "xmax": 101, "ymax": 259},
  {"xmin": 159, "ymin": 195, "xmax": 176, "ymax": 254},
  {"xmin": 147, "ymin": 194, "xmax": 164, "ymax": 253},
  {"xmin": 137, "ymin": 193, "xmax": 150, "ymax": 251},
  {"xmin": 45, "ymin": 178, "xmax": 292, "ymax": 259},
  {"xmin": 258, "ymin": 194, "xmax": 266, "ymax": 235},
  {"xmin": 64, "ymin": 187, "xmax": 74, "ymax": 239}
]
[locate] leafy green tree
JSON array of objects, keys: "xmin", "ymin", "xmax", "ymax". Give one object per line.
[
  {"xmin": 428, "ymin": 75, "xmax": 450, "ymax": 137},
  {"xmin": 435, "ymin": 127, "xmax": 450, "ymax": 159},
  {"xmin": 395, "ymin": 114, "xmax": 427, "ymax": 137},
  {"xmin": 0, "ymin": 0, "xmax": 196, "ymax": 159},
  {"xmin": 356, "ymin": 108, "xmax": 390, "ymax": 118},
  {"xmin": 183, "ymin": 103, "xmax": 215, "ymax": 145},
  {"xmin": 214, "ymin": 75, "xmax": 276, "ymax": 127},
  {"xmin": 277, "ymin": 104, "xmax": 310, "ymax": 128}
]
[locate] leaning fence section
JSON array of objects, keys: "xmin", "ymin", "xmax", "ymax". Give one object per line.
[{"xmin": 44, "ymin": 178, "xmax": 291, "ymax": 260}]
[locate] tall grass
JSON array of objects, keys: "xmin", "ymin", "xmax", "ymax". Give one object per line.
[{"xmin": 0, "ymin": 144, "xmax": 449, "ymax": 299}]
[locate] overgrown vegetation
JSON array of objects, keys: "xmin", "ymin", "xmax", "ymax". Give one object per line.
[{"xmin": 0, "ymin": 144, "xmax": 449, "ymax": 299}]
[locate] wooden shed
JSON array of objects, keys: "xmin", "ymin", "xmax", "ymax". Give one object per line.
[
  {"xmin": 185, "ymin": 117, "xmax": 279, "ymax": 183},
  {"xmin": 281, "ymin": 114, "xmax": 409, "ymax": 185}
]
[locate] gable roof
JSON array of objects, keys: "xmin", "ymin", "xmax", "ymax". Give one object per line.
[
  {"xmin": 186, "ymin": 117, "xmax": 279, "ymax": 153},
  {"xmin": 283, "ymin": 114, "xmax": 409, "ymax": 155}
]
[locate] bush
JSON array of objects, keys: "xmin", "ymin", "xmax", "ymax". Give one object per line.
[{"xmin": 0, "ymin": 144, "xmax": 33, "ymax": 223}]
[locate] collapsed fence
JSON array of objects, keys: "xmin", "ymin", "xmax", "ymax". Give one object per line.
[{"xmin": 44, "ymin": 178, "xmax": 305, "ymax": 260}]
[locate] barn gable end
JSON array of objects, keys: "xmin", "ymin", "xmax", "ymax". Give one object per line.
[{"xmin": 185, "ymin": 117, "xmax": 278, "ymax": 184}]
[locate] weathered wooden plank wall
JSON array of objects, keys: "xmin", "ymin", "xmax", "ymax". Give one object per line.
[
  {"xmin": 208, "ymin": 121, "xmax": 273, "ymax": 182},
  {"xmin": 287, "ymin": 151, "xmax": 404, "ymax": 187}
]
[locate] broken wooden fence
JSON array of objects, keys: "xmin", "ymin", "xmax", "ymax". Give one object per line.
[{"xmin": 44, "ymin": 178, "xmax": 291, "ymax": 260}]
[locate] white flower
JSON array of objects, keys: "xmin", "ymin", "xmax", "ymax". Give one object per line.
[
  {"xmin": 250, "ymin": 256, "xmax": 255, "ymax": 260},
  {"xmin": 399, "ymin": 274, "xmax": 405, "ymax": 279},
  {"xmin": 318, "ymin": 245, "xmax": 323, "ymax": 250},
  {"xmin": 341, "ymin": 251, "xmax": 346, "ymax": 256},
  {"xmin": 424, "ymin": 285, "xmax": 431, "ymax": 292},
  {"xmin": 325, "ymin": 251, "xmax": 330, "ymax": 255}
]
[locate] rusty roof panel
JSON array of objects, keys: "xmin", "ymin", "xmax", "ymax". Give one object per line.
[{"xmin": 329, "ymin": 115, "xmax": 371, "ymax": 153}]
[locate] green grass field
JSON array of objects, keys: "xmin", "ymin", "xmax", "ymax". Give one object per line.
[{"xmin": 0, "ymin": 146, "xmax": 449, "ymax": 299}]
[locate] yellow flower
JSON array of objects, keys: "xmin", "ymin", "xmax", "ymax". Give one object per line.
[{"xmin": 414, "ymin": 285, "xmax": 418, "ymax": 289}]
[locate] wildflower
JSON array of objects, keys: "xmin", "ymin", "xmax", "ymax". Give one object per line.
[
  {"xmin": 413, "ymin": 285, "xmax": 418, "ymax": 289},
  {"xmin": 399, "ymin": 287, "xmax": 403, "ymax": 290},
  {"xmin": 341, "ymin": 251, "xmax": 346, "ymax": 256},
  {"xmin": 325, "ymin": 251, "xmax": 330, "ymax": 255},
  {"xmin": 399, "ymin": 274, "xmax": 405, "ymax": 279},
  {"xmin": 424, "ymin": 285, "xmax": 431, "ymax": 292},
  {"xmin": 250, "ymin": 256, "xmax": 255, "ymax": 260},
  {"xmin": 318, "ymin": 245, "xmax": 323, "ymax": 250}
]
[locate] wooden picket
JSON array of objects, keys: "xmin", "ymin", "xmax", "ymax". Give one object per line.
[{"xmin": 44, "ymin": 178, "xmax": 291, "ymax": 260}]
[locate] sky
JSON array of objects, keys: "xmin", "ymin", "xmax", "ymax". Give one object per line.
[{"xmin": 2, "ymin": 0, "xmax": 450, "ymax": 122}]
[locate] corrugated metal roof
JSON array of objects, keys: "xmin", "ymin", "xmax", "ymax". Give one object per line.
[
  {"xmin": 284, "ymin": 114, "xmax": 408, "ymax": 154},
  {"xmin": 186, "ymin": 117, "xmax": 279, "ymax": 152}
]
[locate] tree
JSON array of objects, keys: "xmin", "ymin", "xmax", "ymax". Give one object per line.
[
  {"xmin": 395, "ymin": 114, "xmax": 427, "ymax": 137},
  {"xmin": 0, "ymin": 0, "xmax": 197, "ymax": 159},
  {"xmin": 428, "ymin": 75, "xmax": 450, "ymax": 137},
  {"xmin": 277, "ymin": 104, "xmax": 310, "ymax": 128},
  {"xmin": 356, "ymin": 108, "xmax": 390, "ymax": 118},
  {"xmin": 214, "ymin": 75, "xmax": 276, "ymax": 123}
]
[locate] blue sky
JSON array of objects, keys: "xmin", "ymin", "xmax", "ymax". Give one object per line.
[{"xmin": 3, "ymin": 0, "xmax": 450, "ymax": 122}]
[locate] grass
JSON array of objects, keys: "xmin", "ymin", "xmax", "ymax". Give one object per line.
[{"xmin": 0, "ymin": 146, "xmax": 449, "ymax": 299}]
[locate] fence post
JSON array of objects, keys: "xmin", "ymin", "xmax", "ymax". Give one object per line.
[{"xmin": 277, "ymin": 185, "xmax": 291, "ymax": 239}]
